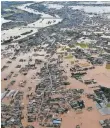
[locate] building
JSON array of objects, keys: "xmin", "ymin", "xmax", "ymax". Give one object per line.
[
  {"xmin": 106, "ymin": 61, "xmax": 110, "ymax": 69},
  {"xmin": 52, "ymin": 119, "xmax": 62, "ymax": 125}
]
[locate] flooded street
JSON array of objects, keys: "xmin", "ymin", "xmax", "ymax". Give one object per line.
[{"xmin": 1, "ymin": 1, "xmax": 110, "ymax": 128}]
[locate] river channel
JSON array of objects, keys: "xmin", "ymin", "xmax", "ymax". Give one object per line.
[{"xmin": 1, "ymin": 3, "xmax": 62, "ymax": 42}]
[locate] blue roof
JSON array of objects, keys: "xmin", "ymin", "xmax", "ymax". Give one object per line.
[{"xmin": 52, "ymin": 120, "xmax": 61, "ymax": 124}]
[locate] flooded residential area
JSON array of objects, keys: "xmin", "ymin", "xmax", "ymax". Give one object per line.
[{"xmin": 1, "ymin": 1, "xmax": 110, "ymax": 128}]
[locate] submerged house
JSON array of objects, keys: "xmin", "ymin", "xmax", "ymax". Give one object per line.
[
  {"xmin": 52, "ymin": 118, "xmax": 62, "ymax": 126},
  {"xmin": 106, "ymin": 61, "xmax": 110, "ymax": 69}
]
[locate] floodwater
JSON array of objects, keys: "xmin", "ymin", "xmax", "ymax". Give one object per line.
[
  {"xmin": 1, "ymin": 44, "xmax": 110, "ymax": 128},
  {"xmin": 1, "ymin": 3, "xmax": 110, "ymax": 128},
  {"xmin": 1, "ymin": 17, "xmax": 61, "ymax": 42},
  {"xmin": 1, "ymin": 3, "xmax": 62, "ymax": 42},
  {"xmin": 71, "ymin": 6, "xmax": 110, "ymax": 13},
  {"xmin": 44, "ymin": 3, "xmax": 63, "ymax": 10},
  {"xmin": 77, "ymin": 37, "xmax": 96, "ymax": 44},
  {"xmin": 59, "ymin": 56, "xmax": 110, "ymax": 128},
  {"xmin": 17, "ymin": 3, "xmax": 53, "ymax": 18},
  {"xmin": 1, "ymin": 17, "xmax": 11, "ymax": 25}
]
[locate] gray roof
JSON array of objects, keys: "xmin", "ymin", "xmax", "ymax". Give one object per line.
[{"xmin": 99, "ymin": 107, "xmax": 110, "ymax": 115}]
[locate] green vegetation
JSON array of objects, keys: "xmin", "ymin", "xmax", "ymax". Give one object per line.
[
  {"xmin": 99, "ymin": 49, "xmax": 104, "ymax": 54},
  {"xmin": 69, "ymin": 45, "xmax": 75, "ymax": 48},
  {"xmin": 13, "ymin": 9, "xmax": 25, "ymax": 14},
  {"xmin": 3, "ymin": 8, "xmax": 24, "ymax": 18},
  {"xmin": 61, "ymin": 48, "xmax": 65, "ymax": 51},
  {"xmin": 73, "ymin": 75, "xmax": 82, "ymax": 80},
  {"xmin": 65, "ymin": 47, "xmax": 70, "ymax": 50},
  {"xmin": 66, "ymin": 31, "xmax": 74, "ymax": 36},
  {"xmin": 28, "ymin": 3, "xmax": 48, "ymax": 12},
  {"xmin": 76, "ymin": 43, "xmax": 89, "ymax": 48},
  {"xmin": 100, "ymin": 87, "xmax": 110, "ymax": 101},
  {"xmin": 71, "ymin": 61, "xmax": 74, "ymax": 64},
  {"xmin": 1, "ymin": 1, "xmax": 28, "ymax": 16},
  {"xmin": 64, "ymin": 54, "xmax": 73, "ymax": 59},
  {"xmin": 66, "ymin": 30, "xmax": 80, "ymax": 38},
  {"xmin": 107, "ymin": 103, "xmax": 110, "ymax": 108},
  {"xmin": 63, "ymin": 82, "xmax": 70, "ymax": 85},
  {"xmin": 86, "ymin": 54, "xmax": 91, "ymax": 58},
  {"xmin": 3, "ymin": 13, "xmax": 14, "ymax": 18},
  {"xmin": 21, "ymin": 30, "xmax": 33, "ymax": 35}
]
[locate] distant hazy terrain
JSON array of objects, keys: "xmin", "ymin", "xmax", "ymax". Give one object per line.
[{"xmin": 1, "ymin": 1, "xmax": 110, "ymax": 43}]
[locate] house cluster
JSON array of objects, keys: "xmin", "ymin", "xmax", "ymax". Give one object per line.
[
  {"xmin": 99, "ymin": 119, "xmax": 110, "ymax": 128},
  {"xmin": 1, "ymin": 91, "xmax": 24, "ymax": 128},
  {"xmin": 25, "ymin": 57, "xmax": 85, "ymax": 127}
]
